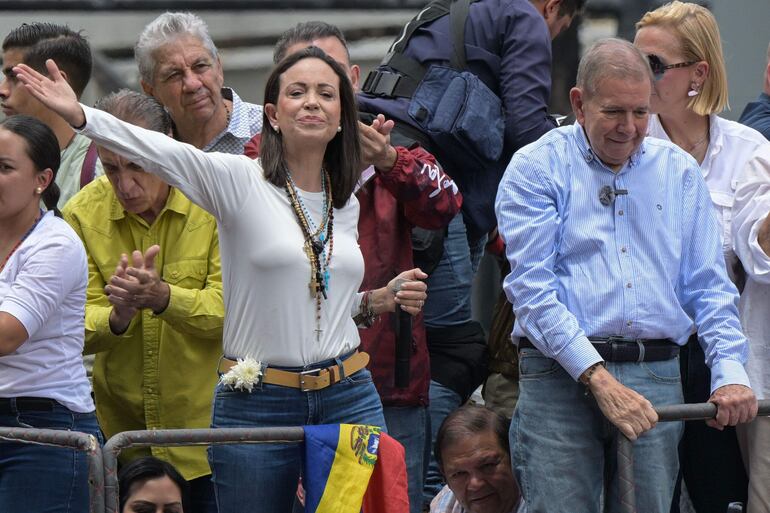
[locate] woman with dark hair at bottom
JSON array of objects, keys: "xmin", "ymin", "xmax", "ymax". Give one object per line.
[
  {"xmin": 120, "ymin": 457, "xmax": 189, "ymax": 513},
  {"xmin": 13, "ymin": 47, "xmax": 428, "ymax": 513},
  {"xmin": 0, "ymin": 115, "xmax": 99, "ymax": 512}
]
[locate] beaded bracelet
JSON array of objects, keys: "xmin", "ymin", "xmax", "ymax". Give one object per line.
[{"xmin": 353, "ymin": 290, "xmax": 378, "ymax": 328}]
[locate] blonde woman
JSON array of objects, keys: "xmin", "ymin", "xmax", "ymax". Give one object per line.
[{"xmin": 635, "ymin": 3, "xmax": 770, "ymax": 512}]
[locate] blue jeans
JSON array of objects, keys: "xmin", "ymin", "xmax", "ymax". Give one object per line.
[
  {"xmin": 511, "ymin": 349, "xmax": 684, "ymax": 513},
  {"xmin": 0, "ymin": 400, "xmax": 101, "ymax": 513},
  {"xmin": 188, "ymin": 474, "xmax": 217, "ymax": 513},
  {"xmin": 209, "ymin": 366, "xmax": 385, "ymax": 513},
  {"xmin": 422, "ymin": 380, "xmax": 463, "ymax": 507},
  {"xmin": 383, "ymin": 406, "xmax": 429, "ymax": 513},
  {"xmin": 423, "ymin": 213, "xmax": 486, "ymax": 328}
]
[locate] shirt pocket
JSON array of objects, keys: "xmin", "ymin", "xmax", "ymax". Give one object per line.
[
  {"xmin": 709, "ymin": 191, "xmax": 733, "ymax": 252},
  {"xmin": 163, "ymin": 260, "xmax": 207, "ymax": 289}
]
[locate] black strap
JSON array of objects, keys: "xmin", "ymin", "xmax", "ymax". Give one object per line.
[
  {"xmin": 449, "ymin": 0, "xmax": 472, "ymax": 70},
  {"xmin": 363, "ymin": 0, "xmax": 477, "ymax": 98}
]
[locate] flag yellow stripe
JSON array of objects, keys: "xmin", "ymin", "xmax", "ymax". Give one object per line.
[{"xmin": 316, "ymin": 424, "xmax": 377, "ymax": 513}]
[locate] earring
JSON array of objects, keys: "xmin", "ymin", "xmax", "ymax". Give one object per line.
[
  {"xmin": 688, "ymin": 83, "xmax": 700, "ymax": 97},
  {"xmin": 35, "ymin": 187, "xmax": 43, "ymax": 194},
  {"xmin": 272, "ymin": 125, "xmax": 280, "ymax": 133},
  {"xmin": 337, "ymin": 126, "xmax": 342, "ymax": 133}
]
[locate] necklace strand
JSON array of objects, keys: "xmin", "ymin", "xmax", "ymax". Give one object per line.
[{"xmin": 284, "ymin": 170, "xmax": 334, "ymax": 341}]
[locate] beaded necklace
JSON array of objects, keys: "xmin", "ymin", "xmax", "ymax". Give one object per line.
[
  {"xmin": 0, "ymin": 209, "xmax": 44, "ymax": 273},
  {"xmin": 284, "ymin": 169, "xmax": 334, "ymax": 341}
]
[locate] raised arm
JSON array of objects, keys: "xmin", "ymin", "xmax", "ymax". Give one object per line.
[{"xmin": 14, "ymin": 60, "xmax": 256, "ymax": 224}]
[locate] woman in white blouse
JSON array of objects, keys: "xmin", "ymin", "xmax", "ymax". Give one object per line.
[
  {"xmin": 0, "ymin": 115, "xmax": 98, "ymax": 512},
  {"xmin": 634, "ymin": 3, "xmax": 769, "ymax": 512},
  {"xmin": 13, "ymin": 47, "xmax": 427, "ymax": 513}
]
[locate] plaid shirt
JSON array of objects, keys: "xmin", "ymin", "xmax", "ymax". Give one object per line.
[{"xmin": 203, "ymin": 88, "xmax": 263, "ymax": 154}]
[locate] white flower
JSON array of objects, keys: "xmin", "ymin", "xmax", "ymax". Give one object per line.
[{"xmin": 220, "ymin": 357, "xmax": 263, "ymax": 392}]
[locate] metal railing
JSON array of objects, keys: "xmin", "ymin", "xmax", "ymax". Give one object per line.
[
  {"xmin": 102, "ymin": 427, "xmax": 305, "ymax": 513},
  {"xmin": 4, "ymin": 400, "xmax": 768, "ymax": 513},
  {"xmin": 0, "ymin": 427, "xmax": 104, "ymax": 513},
  {"xmin": 618, "ymin": 399, "xmax": 770, "ymax": 513}
]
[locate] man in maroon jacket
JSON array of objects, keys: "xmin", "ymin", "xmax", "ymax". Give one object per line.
[{"xmin": 244, "ymin": 22, "xmax": 461, "ymax": 513}]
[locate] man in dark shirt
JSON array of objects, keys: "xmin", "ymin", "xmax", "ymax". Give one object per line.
[
  {"xmin": 358, "ymin": 0, "xmax": 583, "ymax": 504},
  {"xmin": 739, "ymin": 42, "xmax": 770, "ymax": 141}
]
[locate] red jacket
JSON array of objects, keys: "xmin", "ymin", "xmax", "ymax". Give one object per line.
[{"xmin": 243, "ymin": 136, "xmax": 461, "ymax": 406}]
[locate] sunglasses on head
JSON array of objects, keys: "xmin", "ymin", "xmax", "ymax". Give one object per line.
[{"xmin": 647, "ymin": 54, "xmax": 698, "ymax": 81}]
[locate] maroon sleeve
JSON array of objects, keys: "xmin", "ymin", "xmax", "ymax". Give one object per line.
[
  {"xmin": 243, "ymin": 133, "xmax": 262, "ymax": 159},
  {"xmin": 375, "ymin": 145, "xmax": 462, "ymax": 230}
]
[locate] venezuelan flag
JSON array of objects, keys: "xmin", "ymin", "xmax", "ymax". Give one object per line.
[{"xmin": 304, "ymin": 424, "xmax": 381, "ymax": 513}]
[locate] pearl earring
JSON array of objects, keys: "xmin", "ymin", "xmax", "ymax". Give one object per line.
[
  {"xmin": 337, "ymin": 126, "xmax": 342, "ymax": 133},
  {"xmin": 688, "ymin": 83, "xmax": 700, "ymax": 97},
  {"xmin": 35, "ymin": 187, "xmax": 43, "ymax": 194},
  {"xmin": 272, "ymin": 125, "xmax": 280, "ymax": 133}
]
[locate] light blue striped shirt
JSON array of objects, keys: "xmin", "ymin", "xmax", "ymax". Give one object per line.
[{"xmin": 495, "ymin": 122, "xmax": 750, "ymax": 392}]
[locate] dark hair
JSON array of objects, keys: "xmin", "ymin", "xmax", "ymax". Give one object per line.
[
  {"xmin": 94, "ymin": 89, "xmax": 172, "ymax": 134},
  {"xmin": 0, "ymin": 115, "xmax": 62, "ymax": 216},
  {"xmin": 273, "ymin": 21, "xmax": 350, "ymax": 64},
  {"xmin": 118, "ymin": 457, "xmax": 189, "ymax": 513},
  {"xmin": 434, "ymin": 405, "xmax": 511, "ymax": 473},
  {"xmin": 261, "ymin": 46, "xmax": 361, "ymax": 209},
  {"xmin": 560, "ymin": 0, "xmax": 587, "ymax": 16},
  {"xmin": 2, "ymin": 22, "xmax": 93, "ymax": 98}
]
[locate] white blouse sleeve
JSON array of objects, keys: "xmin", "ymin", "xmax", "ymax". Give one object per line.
[
  {"xmin": 733, "ymin": 144, "xmax": 770, "ymax": 285},
  {"xmin": 78, "ymin": 104, "xmax": 260, "ymax": 226},
  {"xmin": 0, "ymin": 229, "xmax": 84, "ymax": 339}
]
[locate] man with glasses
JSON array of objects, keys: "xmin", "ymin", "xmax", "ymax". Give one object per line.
[{"xmin": 495, "ymin": 38, "xmax": 757, "ymax": 513}]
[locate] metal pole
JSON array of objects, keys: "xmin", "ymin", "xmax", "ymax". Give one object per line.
[
  {"xmin": 0, "ymin": 428, "xmax": 103, "ymax": 513},
  {"xmin": 617, "ymin": 434, "xmax": 636, "ymax": 513},
  {"xmin": 102, "ymin": 427, "xmax": 305, "ymax": 513},
  {"xmin": 617, "ymin": 399, "xmax": 770, "ymax": 513}
]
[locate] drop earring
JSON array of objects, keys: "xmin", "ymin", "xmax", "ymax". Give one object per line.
[
  {"xmin": 688, "ymin": 83, "xmax": 700, "ymax": 97},
  {"xmin": 272, "ymin": 125, "xmax": 280, "ymax": 133}
]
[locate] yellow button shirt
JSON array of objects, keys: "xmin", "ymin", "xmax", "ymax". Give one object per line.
[{"xmin": 63, "ymin": 176, "xmax": 223, "ymax": 480}]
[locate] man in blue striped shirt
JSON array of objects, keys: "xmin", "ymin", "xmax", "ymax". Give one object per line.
[{"xmin": 495, "ymin": 38, "xmax": 757, "ymax": 513}]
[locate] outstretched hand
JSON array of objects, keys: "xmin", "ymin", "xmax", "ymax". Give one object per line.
[{"xmin": 13, "ymin": 59, "xmax": 85, "ymax": 127}]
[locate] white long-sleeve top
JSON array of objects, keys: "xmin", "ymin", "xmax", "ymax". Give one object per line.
[
  {"xmin": 78, "ymin": 104, "xmax": 363, "ymax": 367},
  {"xmin": 733, "ymin": 143, "xmax": 770, "ymax": 400}
]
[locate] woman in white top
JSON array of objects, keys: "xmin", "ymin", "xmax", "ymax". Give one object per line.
[
  {"xmin": 0, "ymin": 115, "xmax": 98, "ymax": 512},
  {"xmin": 13, "ymin": 47, "xmax": 427, "ymax": 513},
  {"xmin": 634, "ymin": 3, "xmax": 769, "ymax": 512}
]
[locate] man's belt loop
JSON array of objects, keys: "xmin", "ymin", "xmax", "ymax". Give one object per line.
[{"xmin": 636, "ymin": 340, "xmax": 646, "ymax": 364}]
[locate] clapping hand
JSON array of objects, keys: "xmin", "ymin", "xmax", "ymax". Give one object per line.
[{"xmin": 105, "ymin": 245, "xmax": 170, "ymax": 334}]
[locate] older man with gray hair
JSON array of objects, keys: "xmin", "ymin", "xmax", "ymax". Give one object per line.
[
  {"xmin": 495, "ymin": 38, "xmax": 757, "ymax": 513},
  {"xmin": 135, "ymin": 12, "xmax": 262, "ymax": 152}
]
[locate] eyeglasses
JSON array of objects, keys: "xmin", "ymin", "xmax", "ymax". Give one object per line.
[{"xmin": 647, "ymin": 54, "xmax": 697, "ymax": 81}]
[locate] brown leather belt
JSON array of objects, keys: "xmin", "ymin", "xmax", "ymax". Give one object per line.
[{"xmin": 218, "ymin": 351, "xmax": 370, "ymax": 392}]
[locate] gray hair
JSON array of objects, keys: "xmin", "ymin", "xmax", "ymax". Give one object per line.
[
  {"xmin": 576, "ymin": 38, "xmax": 653, "ymax": 98},
  {"xmin": 94, "ymin": 89, "xmax": 172, "ymax": 134},
  {"xmin": 134, "ymin": 12, "xmax": 218, "ymax": 84}
]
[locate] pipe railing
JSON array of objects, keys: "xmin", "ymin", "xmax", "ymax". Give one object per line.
[
  {"xmin": 0, "ymin": 427, "xmax": 104, "ymax": 513},
  {"xmin": 617, "ymin": 399, "xmax": 770, "ymax": 513},
  {"xmin": 102, "ymin": 427, "xmax": 305, "ymax": 513}
]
